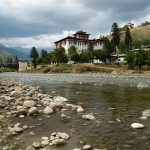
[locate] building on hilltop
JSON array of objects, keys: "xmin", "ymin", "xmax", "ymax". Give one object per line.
[
  {"xmin": 55, "ymin": 30, "xmax": 104, "ymax": 54},
  {"xmin": 127, "ymin": 22, "xmax": 134, "ymax": 29}
]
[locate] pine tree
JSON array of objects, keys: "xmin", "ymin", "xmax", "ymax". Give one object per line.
[
  {"xmin": 103, "ymin": 37, "xmax": 112, "ymax": 54},
  {"xmin": 30, "ymin": 46, "xmax": 39, "ymax": 69},
  {"xmin": 111, "ymin": 22, "xmax": 120, "ymax": 51},
  {"xmin": 125, "ymin": 27, "xmax": 132, "ymax": 50},
  {"xmin": 88, "ymin": 41, "xmax": 94, "ymax": 51}
]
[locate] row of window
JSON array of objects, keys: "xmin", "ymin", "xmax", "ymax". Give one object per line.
[{"xmin": 68, "ymin": 42, "xmax": 102, "ymax": 46}]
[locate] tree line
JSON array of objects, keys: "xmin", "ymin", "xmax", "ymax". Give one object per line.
[
  {"xmin": 0, "ymin": 56, "xmax": 19, "ymax": 69},
  {"xmin": 29, "ymin": 22, "xmax": 150, "ymax": 70}
]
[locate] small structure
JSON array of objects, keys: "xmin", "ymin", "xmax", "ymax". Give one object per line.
[
  {"xmin": 55, "ymin": 30, "xmax": 104, "ymax": 54},
  {"xmin": 18, "ymin": 60, "xmax": 29, "ymax": 71},
  {"xmin": 110, "ymin": 54, "xmax": 126, "ymax": 63},
  {"xmin": 127, "ymin": 22, "xmax": 134, "ymax": 29}
]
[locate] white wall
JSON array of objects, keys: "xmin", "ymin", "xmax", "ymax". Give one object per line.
[{"xmin": 61, "ymin": 40, "xmax": 104, "ymax": 54}]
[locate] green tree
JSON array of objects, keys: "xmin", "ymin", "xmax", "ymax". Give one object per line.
[
  {"xmin": 132, "ymin": 40, "xmax": 142, "ymax": 49},
  {"xmin": 111, "ymin": 22, "xmax": 120, "ymax": 51},
  {"xmin": 125, "ymin": 27, "xmax": 132, "ymax": 50},
  {"xmin": 145, "ymin": 51, "xmax": 150, "ymax": 70},
  {"xmin": 126, "ymin": 51, "xmax": 135, "ymax": 69},
  {"xmin": 41, "ymin": 49, "xmax": 49, "ymax": 64},
  {"xmin": 118, "ymin": 41, "xmax": 126, "ymax": 53},
  {"xmin": 68, "ymin": 45, "xmax": 80, "ymax": 63},
  {"xmin": 88, "ymin": 41, "xmax": 94, "ymax": 51},
  {"xmin": 80, "ymin": 50, "xmax": 93, "ymax": 63},
  {"xmin": 135, "ymin": 50, "xmax": 146, "ymax": 70},
  {"xmin": 53, "ymin": 47, "xmax": 68, "ymax": 64},
  {"xmin": 30, "ymin": 46, "xmax": 39, "ymax": 69},
  {"xmin": 143, "ymin": 39, "xmax": 150, "ymax": 46},
  {"xmin": 141, "ymin": 21, "xmax": 150, "ymax": 26},
  {"xmin": 103, "ymin": 37, "xmax": 113, "ymax": 54}
]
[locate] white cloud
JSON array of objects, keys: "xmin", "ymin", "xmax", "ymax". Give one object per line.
[
  {"xmin": 0, "ymin": 0, "xmax": 150, "ymax": 48},
  {"xmin": 0, "ymin": 30, "xmax": 75, "ymax": 49}
]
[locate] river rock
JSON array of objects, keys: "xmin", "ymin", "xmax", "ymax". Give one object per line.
[
  {"xmin": 16, "ymin": 109, "xmax": 28, "ymax": 116},
  {"xmin": 142, "ymin": 109, "xmax": 150, "ymax": 118},
  {"xmin": 83, "ymin": 145, "xmax": 92, "ymax": 150},
  {"xmin": 28, "ymin": 107, "xmax": 39, "ymax": 115},
  {"xmin": 26, "ymin": 146, "xmax": 35, "ymax": 150},
  {"xmin": 51, "ymin": 139, "xmax": 66, "ymax": 146},
  {"xmin": 77, "ymin": 107, "xmax": 84, "ymax": 113},
  {"xmin": 57, "ymin": 132, "xmax": 69, "ymax": 140},
  {"xmin": 24, "ymin": 101, "xmax": 36, "ymax": 108},
  {"xmin": 82, "ymin": 114, "xmax": 95, "ymax": 120},
  {"xmin": 10, "ymin": 91, "xmax": 19, "ymax": 97},
  {"xmin": 61, "ymin": 113, "xmax": 68, "ymax": 118},
  {"xmin": 43, "ymin": 106, "xmax": 54, "ymax": 115},
  {"xmin": 41, "ymin": 137, "xmax": 49, "ymax": 141},
  {"xmin": 131, "ymin": 123, "xmax": 144, "ymax": 129},
  {"xmin": 0, "ymin": 102, "xmax": 7, "ymax": 108},
  {"xmin": 32, "ymin": 142, "xmax": 41, "ymax": 148},
  {"xmin": 41, "ymin": 140, "xmax": 49, "ymax": 146},
  {"xmin": 0, "ymin": 115, "xmax": 4, "ymax": 119},
  {"xmin": 53, "ymin": 96, "xmax": 68, "ymax": 103}
]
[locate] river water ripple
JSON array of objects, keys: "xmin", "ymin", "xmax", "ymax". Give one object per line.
[{"xmin": 1, "ymin": 73, "xmax": 150, "ymax": 150}]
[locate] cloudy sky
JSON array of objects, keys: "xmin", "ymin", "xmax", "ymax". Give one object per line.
[{"xmin": 0, "ymin": 0, "xmax": 150, "ymax": 50}]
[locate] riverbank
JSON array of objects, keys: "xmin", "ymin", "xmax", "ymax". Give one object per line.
[{"xmin": 20, "ymin": 63, "xmax": 150, "ymax": 78}]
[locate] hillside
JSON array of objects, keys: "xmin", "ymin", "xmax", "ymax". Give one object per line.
[
  {"xmin": 120, "ymin": 26, "xmax": 150, "ymax": 41},
  {"xmin": 0, "ymin": 44, "xmax": 29, "ymax": 60}
]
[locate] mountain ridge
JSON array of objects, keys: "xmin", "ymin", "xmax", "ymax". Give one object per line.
[{"xmin": 0, "ymin": 44, "xmax": 29, "ymax": 60}]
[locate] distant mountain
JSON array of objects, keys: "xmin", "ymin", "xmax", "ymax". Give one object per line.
[
  {"xmin": 0, "ymin": 44, "xmax": 29, "ymax": 60},
  {"xmin": 10, "ymin": 46, "xmax": 31, "ymax": 54}
]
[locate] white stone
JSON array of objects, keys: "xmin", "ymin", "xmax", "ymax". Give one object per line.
[
  {"xmin": 41, "ymin": 140, "xmax": 49, "ymax": 146},
  {"xmin": 53, "ymin": 96, "xmax": 68, "ymax": 102},
  {"xmin": 142, "ymin": 109, "xmax": 150, "ymax": 117},
  {"xmin": 10, "ymin": 91, "xmax": 18, "ymax": 96},
  {"xmin": 57, "ymin": 132, "xmax": 69, "ymax": 140},
  {"xmin": 19, "ymin": 115, "xmax": 25, "ymax": 118},
  {"xmin": 61, "ymin": 113, "xmax": 67, "ymax": 118},
  {"xmin": 77, "ymin": 107, "xmax": 84, "ymax": 113},
  {"xmin": 131, "ymin": 123, "xmax": 144, "ymax": 129},
  {"xmin": 51, "ymin": 139, "xmax": 66, "ymax": 146},
  {"xmin": 83, "ymin": 145, "xmax": 92, "ymax": 150},
  {"xmin": 32, "ymin": 142, "xmax": 41, "ymax": 148},
  {"xmin": 139, "ymin": 116, "xmax": 148, "ymax": 120},
  {"xmin": 24, "ymin": 101, "xmax": 36, "ymax": 108},
  {"xmin": 43, "ymin": 106, "xmax": 54, "ymax": 115},
  {"xmin": 41, "ymin": 137, "xmax": 49, "ymax": 141},
  {"xmin": 29, "ymin": 132, "xmax": 35, "ymax": 136},
  {"xmin": 82, "ymin": 114, "xmax": 95, "ymax": 120},
  {"xmin": 28, "ymin": 107, "xmax": 39, "ymax": 115}
]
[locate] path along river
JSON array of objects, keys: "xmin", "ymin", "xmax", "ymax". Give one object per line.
[{"xmin": 0, "ymin": 72, "xmax": 150, "ymax": 150}]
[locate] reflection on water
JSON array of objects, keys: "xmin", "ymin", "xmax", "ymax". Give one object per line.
[{"xmin": 1, "ymin": 73, "xmax": 150, "ymax": 149}]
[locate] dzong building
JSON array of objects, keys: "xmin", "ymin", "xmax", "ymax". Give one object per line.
[{"xmin": 55, "ymin": 30, "xmax": 104, "ymax": 54}]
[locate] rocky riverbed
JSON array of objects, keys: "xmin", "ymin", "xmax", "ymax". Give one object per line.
[
  {"xmin": 0, "ymin": 74, "xmax": 150, "ymax": 150},
  {"xmin": 0, "ymin": 77, "xmax": 101, "ymax": 150}
]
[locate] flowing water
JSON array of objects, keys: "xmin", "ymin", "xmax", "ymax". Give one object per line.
[{"xmin": 1, "ymin": 73, "xmax": 150, "ymax": 150}]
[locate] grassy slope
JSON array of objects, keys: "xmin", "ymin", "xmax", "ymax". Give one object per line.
[{"xmin": 120, "ymin": 26, "xmax": 150, "ymax": 42}]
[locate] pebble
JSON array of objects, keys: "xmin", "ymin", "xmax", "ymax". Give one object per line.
[
  {"xmin": 32, "ymin": 142, "xmax": 41, "ymax": 148},
  {"xmin": 83, "ymin": 145, "xmax": 92, "ymax": 150},
  {"xmin": 131, "ymin": 123, "xmax": 144, "ymax": 129}
]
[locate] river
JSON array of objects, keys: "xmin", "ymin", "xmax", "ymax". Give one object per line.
[{"xmin": 0, "ymin": 73, "xmax": 150, "ymax": 150}]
